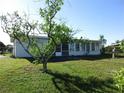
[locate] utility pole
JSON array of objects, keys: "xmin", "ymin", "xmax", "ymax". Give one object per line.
[{"xmin": 112, "ymin": 47, "xmax": 115, "ymax": 59}]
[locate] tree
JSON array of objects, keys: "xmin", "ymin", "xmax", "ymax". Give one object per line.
[
  {"xmin": 115, "ymin": 40, "xmax": 120, "ymax": 44},
  {"xmin": 0, "ymin": 0, "xmax": 72, "ymax": 72},
  {"xmin": 0, "ymin": 41, "xmax": 6, "ymax": 54},
  {"xmin": 99, "ymin": 35, "xmax": 107, "ymax": 54},
  {"xmin": 120, "ymin": 40, "xmax": 124, "ymax": 52},
  {"xmin": 6, "ymin": 44, "xmax": 13, "ymax": 53}
]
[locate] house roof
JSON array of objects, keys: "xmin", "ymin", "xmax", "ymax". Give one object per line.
[
  {"xmin": 12, "ymin": 35, "xmax": 100, "ymax": 43},
  {"xmin": 36, "ymin": 36, "xmax": 100, "ymax": 42}
]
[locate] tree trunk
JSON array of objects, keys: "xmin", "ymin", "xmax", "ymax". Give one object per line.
[{"xmin": 42, "ymin": 61, "xmax": 47, "ymax": 73}]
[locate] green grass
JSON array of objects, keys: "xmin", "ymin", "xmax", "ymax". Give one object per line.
[
  {"xmin": 1, "ymin": 53, "xmax": 13, "ymax": 57},
  {"xmin": 0, "ymin": 57, "xmax": 124, "ymax": 93}
]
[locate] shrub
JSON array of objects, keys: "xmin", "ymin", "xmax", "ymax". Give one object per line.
[{"xmin": 113, "ymin": 68, "xmax": 124, "ymax": 93}]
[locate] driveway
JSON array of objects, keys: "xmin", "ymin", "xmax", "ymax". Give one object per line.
[{"xmin": 0, "ymin": 55, "xmax": 5, "ymax": 59}]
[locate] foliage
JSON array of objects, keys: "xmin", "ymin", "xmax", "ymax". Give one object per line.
[
  {"xmin": 105, "ymin": 39, "xmax": 124, "ymax": 55},
  {"xmin": 99, "ymin": 35, "xmax": 107, "ymax": 54},
  {"xmin": 120, "ymin": 40, "xmax": 124, "ymax": 52},
  {"xmin": 6, "ymin": 44, "xmax": 13, "ymax": 53},
  {"xmin": 105, "ymin": 45, "xmax": 122, "ymax": 54},
  {"xmin": 113, "ymin": 68, "xmax": 124, "ymax": 93},
  {"xmin": 0, "ymin": 41, "xmax": 6, "ymax": 54},
  {"xmin": 0, "ymin": 12, "xmax": 38, "ymax": 57},
  {"xmin": 0, "ymin": 0, "xmax": 72, "ymax": 72},
  {"xmin": 99, "ymin": 35, "xmax": 107, "ymax": 46}
]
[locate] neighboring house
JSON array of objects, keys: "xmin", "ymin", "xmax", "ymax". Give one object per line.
[
  {"xmin": 105, "ymin": 42, "xmax": 122, "ymax": 54},
  {"xmin": 6, "ymin": 44, "xmax": 13, "ymax": 53},
  {"xmin": 13, "ymin": 36, "xmax": 102, "ymax": 57}
]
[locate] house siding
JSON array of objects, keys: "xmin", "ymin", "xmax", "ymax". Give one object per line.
[
  {"xmin": 69, "ymin": 42, "xmax": 101, "ymax": 56},
  {"xmin": 14, "ymin": 40, "xmax": 32, "ymax": 57},
  {"xmin": 13, "ymin": 37, "xmax": 102, "ymax": 57},
  {"xmin": 13, "ymin": 37, "xmax": 48, "ymax": 57}
]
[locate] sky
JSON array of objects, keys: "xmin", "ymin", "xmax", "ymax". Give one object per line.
[{"xmin": 0, "ymin": 0, "xmax": 124, "ymax": 45}]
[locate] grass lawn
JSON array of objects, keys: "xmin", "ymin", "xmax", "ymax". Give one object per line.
[{"xmin": 0, "ymin": 57, "xmax": 124, "ymax": 93}]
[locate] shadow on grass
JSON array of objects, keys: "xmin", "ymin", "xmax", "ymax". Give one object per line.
[
  {"xmin": 25, "ymin": 54, "xmax": 113, "ymax": 63},
  {"xmin": 11, "ymin": 53, "xmax": 124, "ymax": 63},
  {"xmin": 50, "ymin": 53, "xmax": 124, "ymax": 62},
  {"xmin": 47, "ymin": 70, "xmax": 118, "ymax": 93},
  {"xmin": 49, "ymin": 54, "xmax": 112, "ymax": 62}
]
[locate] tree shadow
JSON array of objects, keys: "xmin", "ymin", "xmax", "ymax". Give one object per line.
[
  {"xmin": 47, "ymin": 70, "xmax": 118, "ymax": 93},
  {"xmin": 49, "ymin": 54, "xmax": 112, "ymax": 62},
  {"xmin": 11, "ymin": 53, "xmax": 124, "ymax": 63},
  {"xmin": 49, "ymin": 54, "xmax": 124, "ymax": 62}
]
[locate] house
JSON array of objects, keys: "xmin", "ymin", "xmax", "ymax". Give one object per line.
[
  {"xmin": 105, "ymin": 42, "xmax": 122, "ymax": 54},
  {"xmin": 13, "ymin": 36, "xmax": 102, "ymax": 57}
]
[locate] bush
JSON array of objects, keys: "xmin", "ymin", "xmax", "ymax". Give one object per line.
[
  {"xmin": 113, "ymin": 68, "xmax": 124, "ymax": 93},
  {"xmin": 0, "ymin": 41, "xmax": 6, "ymax": 54}
]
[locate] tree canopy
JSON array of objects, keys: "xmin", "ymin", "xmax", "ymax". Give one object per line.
[{"xmin": 0, "ymin": 0, "xmax": 73, "ymax": 72}]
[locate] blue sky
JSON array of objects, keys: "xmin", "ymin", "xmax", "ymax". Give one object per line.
[
  {"xmin": 59, "ymin": 0, "xmax": 124, "ymax": 45},
  {"xmin": 0, "ymin": 0, "xmax": 124, "ymax": 45}
]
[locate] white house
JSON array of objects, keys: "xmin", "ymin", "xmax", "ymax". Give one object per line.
[{"xmin": 13, "ymin": 36, "xmax": 102, "ymax": 57}]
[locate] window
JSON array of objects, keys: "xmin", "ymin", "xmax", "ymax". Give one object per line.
[
  {"xmin": 81, "ymin": 43, "xmax": 85, "ymax": 51},
  {"xmin": 56, "ymin": 45, "xmax": 61, "ymax": 52},
  {"xmin": 75, "ymin": 43, "xmax": 80, "ymax": 51},
  {"xmin": 70, "ymin": 43, "xmax": 74, "ymax": 51},
  {"xmin": 62, "ymin": 44, "xmax": 68, "ymax": 51},
  {"xmin": 92, "ymin": 42, "xmax": 95, "ymax": 51}
]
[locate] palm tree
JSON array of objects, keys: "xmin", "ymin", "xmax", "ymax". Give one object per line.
[
  {"xmin": 100, "ymin": 35, "xmax": 107, "ymax": 46},
  {"xmin": 99, "ymin": 35, "xmax": 107, "ymax": 54}
]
